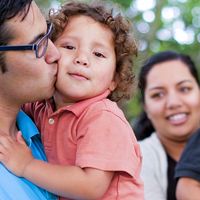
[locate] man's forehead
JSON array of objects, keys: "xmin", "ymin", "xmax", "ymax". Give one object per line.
[
  {"xmin": 10, "ymin": 1, "xmax": 44, "ymax": 26},
  {"xmin": 7, "ymin": 1, "xmax": 46, "ymax": 41}
]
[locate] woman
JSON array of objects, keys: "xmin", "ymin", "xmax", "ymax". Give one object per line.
[{"xmin": 134, "ymin": 51, "xmax": 200, "ymax": 200}]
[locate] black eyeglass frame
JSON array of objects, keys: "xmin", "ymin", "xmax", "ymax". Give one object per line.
[{"xmin": 0, "ymin": 22, "xmax": 53, "ymax": 58}]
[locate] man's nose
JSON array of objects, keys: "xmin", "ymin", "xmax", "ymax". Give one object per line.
[{"xmin": 45, "ymin": 39, "xmax": 60, "ymax": 64}]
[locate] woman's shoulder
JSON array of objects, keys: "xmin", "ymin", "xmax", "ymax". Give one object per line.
[
  {"xmin": 139, "ymin": 133, "xmax": 161, "ymax": 147},
  {"xmin": 139, "ymin": 133, "xmax": 168, "ymax": 184},
  {"xmin": 139, "ymin": 133, "xmax": 167, "ymax": 160}
]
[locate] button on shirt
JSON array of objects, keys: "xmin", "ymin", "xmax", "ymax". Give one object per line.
[
  {"xmin": 0, "ymin": 111, "xmax": 57, "ymax": 200},
  {"xmin": 48, "ymin": 118, "xmax": 54, "ymax": 125}
]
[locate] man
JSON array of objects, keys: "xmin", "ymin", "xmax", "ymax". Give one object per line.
[
  {"xmin": 175, "ymin": 130, "xmax": 200, "ymax": 200},
  {"xmin": 0, "ymin": 0, "xmax": 60, "ymax": 199}
]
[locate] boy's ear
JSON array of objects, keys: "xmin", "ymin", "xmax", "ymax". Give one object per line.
[
  {"xmin": 109, "ymin": 80, "xmax": 117, "ymax": 91},
  {"xmin": 109, "ymin": 73, "xmax": 119, "ymax": 91}
]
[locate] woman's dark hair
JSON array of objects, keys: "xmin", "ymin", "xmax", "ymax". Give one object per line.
[{"xmin": 134, "ymin": 50, "xmax": 200, "ymax": 140}]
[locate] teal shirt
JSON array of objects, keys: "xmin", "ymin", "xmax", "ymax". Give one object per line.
[{"xmin": 0, "ymin": 111, "xmax": 57, "ymax": 200}]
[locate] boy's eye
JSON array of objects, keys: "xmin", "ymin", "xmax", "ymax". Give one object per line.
[
  {"xmin": 94, "ymin": 52, "xmax": 105, "ymax": 58},
  {"xmin": 64, "ymin": 45, "xmax": 75, "ymax": 50}
]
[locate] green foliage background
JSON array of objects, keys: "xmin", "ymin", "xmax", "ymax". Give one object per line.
[{"xmin": 36, "ymin": 0, "xmax": 200, "ymax": 123}]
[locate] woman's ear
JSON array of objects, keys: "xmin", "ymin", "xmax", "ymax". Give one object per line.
[{"xmin": 143, "ymin": 104, "xmax": 150, "ymax": 119}]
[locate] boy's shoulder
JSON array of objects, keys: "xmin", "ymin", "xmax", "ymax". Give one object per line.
[
  {"xmin": 91, "ymin": 98, "xmax": 116, "ymax": 107},
  {"xmin": 85, "ymin": 98, "xmax": 126, "ymax": 120},
  {"xmin": 87, "ymin": 98, "xmax": 118, "ymax": 110}
]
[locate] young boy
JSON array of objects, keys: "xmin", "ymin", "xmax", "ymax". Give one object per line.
[{"xmin": 0, "ymin": 1, "xmax": 143, "ymax": 199}]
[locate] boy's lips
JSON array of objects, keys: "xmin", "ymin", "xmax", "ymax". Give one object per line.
[{"xmin": 69, "ymin": 72, "xmax": 89, "ymax": 80}]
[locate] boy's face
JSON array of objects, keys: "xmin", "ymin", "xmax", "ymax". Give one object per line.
[{"xmin": 54, "ymin": 15, "xmax": 116, "ymax": 107}]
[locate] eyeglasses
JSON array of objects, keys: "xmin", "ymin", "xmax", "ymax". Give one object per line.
[{"xmin": 0, "ymin": 22, "xmax": 53, "ymax": 58}]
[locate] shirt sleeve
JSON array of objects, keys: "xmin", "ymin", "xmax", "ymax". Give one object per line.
[
  {"xmin": 75, "ymin": 107, "xmax": 142, "ymax": 179},
  {"xmin": 175, "ymin": 129, "xmax": 200, "ymax": 181}
]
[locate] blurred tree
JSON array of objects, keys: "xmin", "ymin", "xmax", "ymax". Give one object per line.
[
  {"xmin": 111, "ymin": 0, "xmax": 132, "ymax": 8},
  {"xmin": 35, "ymin": 0, "xmax": 50, "ymax": 9},
  {"xmin": 125, "ymin": 0, "xmax": 200, "ymax": 121},
  {"xmin": 36, "ymin": 0, "xmax": 200, "ymax": 122}
]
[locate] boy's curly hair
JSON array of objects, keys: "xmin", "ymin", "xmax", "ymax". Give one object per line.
[{"xmin": 49, "ymin": 1, "xmax": 138, "ymax": 102}]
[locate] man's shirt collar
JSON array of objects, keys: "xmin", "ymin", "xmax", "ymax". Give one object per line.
[{"xmin": 16, "ymin": 110, "xmax": 39, "ymax": 146}]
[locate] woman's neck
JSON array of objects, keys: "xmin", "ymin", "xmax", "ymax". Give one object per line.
[{"xmin": 157, "ymin": 134, "xmax": 187, "ymax": 161}]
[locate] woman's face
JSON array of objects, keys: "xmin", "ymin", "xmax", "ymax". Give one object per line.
[{"xmin": 144, "ymin": 60, "xmax": 200, "ymax": 142}]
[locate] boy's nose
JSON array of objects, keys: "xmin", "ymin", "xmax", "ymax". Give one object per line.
[
  {"xmin": 74, "ymin": 57, "xmax": 88, "ymax": 66},
  {"xmin": 74, "ymin": 50, "xmax": 89, "ymax": 67}
]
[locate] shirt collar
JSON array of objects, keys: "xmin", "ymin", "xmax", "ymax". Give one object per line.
[
  {"xmin": 16, "ymin": 110, "xmax": 40, "ymax": 146},
  {"xmin": 48, "ymin": 89, "xmax": 110, "ymax": 117}
]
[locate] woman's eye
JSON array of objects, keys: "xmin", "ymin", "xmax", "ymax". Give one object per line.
[
  {"xmin": 94, "ymin": 52, "xmax": 105, "ymax": 58},
  {"xmin": 151, "ymin": 92, "xmax": 164, "ymax": 99},
  {"xmin": 180, "ymin": 87, "xmax": 191, "ymax": 93}
]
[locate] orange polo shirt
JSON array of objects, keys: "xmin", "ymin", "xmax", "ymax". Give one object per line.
[{"xmin": 24, "ymin": 91, "xmax": 144, "ymax": 200}]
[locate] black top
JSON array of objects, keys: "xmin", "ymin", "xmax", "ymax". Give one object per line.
[
  {"xmin": 175, "ymin": 129, "xmax": 200, "ymax": 181},
  {"xmin": 167, "ymin": 154, "xmax": 177, "ymax": 200}
]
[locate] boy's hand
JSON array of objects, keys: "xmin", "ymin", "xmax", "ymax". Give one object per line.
[{"xmin": 0, "ymin": 131, "xmax": 34, "ymax": 177}]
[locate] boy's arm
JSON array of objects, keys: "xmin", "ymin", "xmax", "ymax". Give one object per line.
[
  {"xmin": 0, "ymin": 133, "xmax": 113, "ymax": 200},
  {"xmin": 176, "ymin": 177, "xmax": 200, "ymax": 200},
  {"xmin": 24, "ymin": 160, "xmax": 113, "ymax": 199}
]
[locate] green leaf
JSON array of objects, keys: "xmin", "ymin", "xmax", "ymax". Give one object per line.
[{"xmin": 111, "ymin": 0, "xmax": 132, "ymax": 8}]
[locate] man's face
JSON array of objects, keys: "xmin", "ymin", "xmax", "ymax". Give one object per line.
[{"xmin": 0, "ymin": 1, "xmax": 60, "ymax": 106}]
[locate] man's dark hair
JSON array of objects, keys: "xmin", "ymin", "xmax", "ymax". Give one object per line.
[{"xmin": 0, "ymin": 0, "xmax": 33, "ymax": 72}]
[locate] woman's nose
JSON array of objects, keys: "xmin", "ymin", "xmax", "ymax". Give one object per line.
[{"xmin": 166, "ymin": 92, "xmax": 182, "ymax": 109}]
